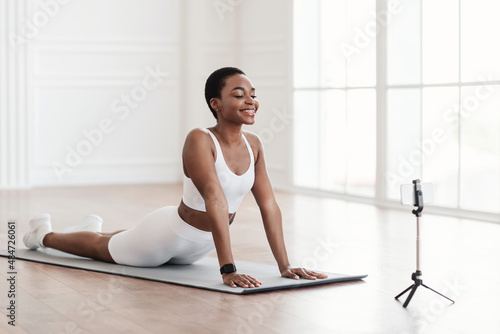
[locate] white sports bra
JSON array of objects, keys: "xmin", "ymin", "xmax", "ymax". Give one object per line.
[{"xmin": 182, "ymin": 129, "xmax": 255, "ymax": 214}]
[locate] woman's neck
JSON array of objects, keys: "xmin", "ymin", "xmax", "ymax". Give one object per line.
[{"xmin": 213, "ymin": 122, "xmax": 243, "ymax": 147}]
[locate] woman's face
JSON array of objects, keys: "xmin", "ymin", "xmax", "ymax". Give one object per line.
[{"xmin": 213, "ymin": 74, "xmax": 259, "ymax": 125}]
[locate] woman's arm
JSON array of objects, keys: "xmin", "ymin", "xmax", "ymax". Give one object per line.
[
  {"xmin": 183, "ymin": 129, "xmax": 261, "ymax": 288},
  {"xmin": 249, "ymin": 133, "xmax": 327, "ymax": 280}
]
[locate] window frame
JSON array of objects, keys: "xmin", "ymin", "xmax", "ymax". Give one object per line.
[{"xmin": 292, "ymin": 0, "xmax": 500, "ymax": 223}]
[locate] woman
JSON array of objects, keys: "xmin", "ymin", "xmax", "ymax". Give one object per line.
[{"xmin": 23, "ymin": 67, "xmax": 327, "ymax": 288}]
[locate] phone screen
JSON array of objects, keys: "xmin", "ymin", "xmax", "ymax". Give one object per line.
[{"xmin": 400, "ymin": 183, "xmax": 434, "ymax": 205}]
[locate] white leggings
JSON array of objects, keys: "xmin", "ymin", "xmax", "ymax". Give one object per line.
[{"xmin": 108, "ymin": 206, "xmax": 215, "ymax": 267}]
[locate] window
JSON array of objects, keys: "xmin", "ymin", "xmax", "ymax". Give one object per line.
[
  {"xmin": 387, "ymin": 0, "xmax": 500, "ymax": 214},
  {"xmin": 294, "ymin": 0, "xmax": 500, "ymax": 217},
  {"xmin": 293, "ymin": 0, "xmax": 376, "ymax": 197}
]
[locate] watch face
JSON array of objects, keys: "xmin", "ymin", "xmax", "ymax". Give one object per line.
[{"xmin": 221, "ymin": 264, "xmax": 236, "ymax": 274}]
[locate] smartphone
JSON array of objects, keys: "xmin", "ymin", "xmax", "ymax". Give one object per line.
[{"xmin": 400, "ymin": 183, "xmax": 434, "ymax": 206}]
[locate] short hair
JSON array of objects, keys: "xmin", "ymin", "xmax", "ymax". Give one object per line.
[{"xmin": 204, "ymin": 67, "xmax": 246, "ymax": 119}]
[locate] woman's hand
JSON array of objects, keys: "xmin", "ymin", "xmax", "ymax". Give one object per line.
[
  {"xmin": 223, "ymin": 272, "xmax": 262, "ymax": 288},
  {"xmin": 281, "ymin": 267, "xmax": 328, "ymax": 280}
]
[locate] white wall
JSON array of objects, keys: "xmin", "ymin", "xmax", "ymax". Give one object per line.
[
  {"xmin": 238, "ymin": 0, "xmax": 293, "ymax": 188},
  {"xmin": 0, "ymin": 0, "xmax": 293, "ymax": 189}
]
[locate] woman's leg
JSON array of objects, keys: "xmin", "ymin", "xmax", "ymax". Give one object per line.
[
  {"xmin": 43, "ymin": 231, "xmax": 119, "ymax": 263},
  {"xmin": 106, "ymin": 206, "xmax": 201, "ymax": 267},
  {"xmin": 99, "ymin": 231, "xmax": 125, "ymax": 237}
]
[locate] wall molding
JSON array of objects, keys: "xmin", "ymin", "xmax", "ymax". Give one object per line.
[
  {"xmin": 34, "ymin": 158, "xmax": 178, "ymax": 170},
  {"xmin": 32, "ymin": 79, "xmax": 176, "ymax": 88},
  {"xmin": 242, "ymin": 44, "xmax": 286, "ymax": 53},
  {"xmin": 0, "ymin": 0, "xmax": 29, "ymax": 189},
  {"xmin": 25, "ymin": 10, "xmax": 182, "ymax": 185},
  {"xmin": 34, "ymin": 36, "xmax": 178, "ymax": 45},
  {"xmin": 33, "ymin": 42, "xmax": 178, "ymax": 54},
  {"xmin": 32, "ymin": 44, "xmax": 178, "ymax": 80},
  {"xmin": 30, "ymin": 163, "xmax": 181, "ymax": 187}
]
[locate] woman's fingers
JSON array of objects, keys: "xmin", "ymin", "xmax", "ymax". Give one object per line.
[
  {"xmin": 307, "ymin": 270, "xmax": 328, "ymax": 279},
  {"xmin": 225, "ymin": 269, "xmax": 327, "ymax": 288},
  {"xmin": 282, "ymin": 269, "xmax": 300, "ymax": 280},
  {"xmin": 283, "ymin": 268, "xmax": 328, "ymax": 280},
  {"xmin": 224, "ymin": 273, "xmax": 262, "ymax": 288},
  {"xmin": 244, "ymin": 274, "xmax": 262, "ymax": 285},
  {"xmin": 236, "ymin": 278, "xmax": 252, "ymax": 288},
  {"xmin": 239, "ymin": 274, "xmax": 261, "ymax": 287},
  {"xmin": 295, "ymin": 268, "xmax": 316, "ymax": 280}
]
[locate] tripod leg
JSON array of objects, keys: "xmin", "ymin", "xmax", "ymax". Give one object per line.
[
  {"xmin": 421, "ymin": 284, "xmax": 455, "ymax": 303},
  {"xmin": 402, "ymin": 284, "xmax": 419, "ymax": 308},
  {"xmin": 395, "ymin": 284, "xmax": 414, "ymax": 300}
]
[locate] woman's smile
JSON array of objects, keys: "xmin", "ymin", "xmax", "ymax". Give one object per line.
[{"xmin": 240, "ymin": 108, "xmax": 256, "ymax": 116}]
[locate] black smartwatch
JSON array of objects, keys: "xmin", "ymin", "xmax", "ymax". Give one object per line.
[{"xmin": 220, "ymin": 263, "xmax": 237, "ymax": 275}]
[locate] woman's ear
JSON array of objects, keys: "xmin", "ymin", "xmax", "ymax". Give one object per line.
[{"xmin": 210, "ymin": 98, "xmax": 220, "ymax": 113}]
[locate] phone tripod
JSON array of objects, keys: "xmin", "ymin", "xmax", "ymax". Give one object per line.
[{"xmin": 395, "ymin": 179, "xmax": 455, "ymax": 308}]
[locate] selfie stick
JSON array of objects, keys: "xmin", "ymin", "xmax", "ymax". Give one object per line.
[{"xmin": 395, "ymin": 179, "xmax": 455, "ymax": 308}]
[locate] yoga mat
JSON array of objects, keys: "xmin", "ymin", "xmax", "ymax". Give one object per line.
[{"xmin": 0, "ymin": 249, "xmax": 367, "ymax": 295}]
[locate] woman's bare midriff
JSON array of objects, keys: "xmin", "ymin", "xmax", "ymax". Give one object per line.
[{"xmin": 178, "ymin": 200, "xmax": 235, "ymax": 232}]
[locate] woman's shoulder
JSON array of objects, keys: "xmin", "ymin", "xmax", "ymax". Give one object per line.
[
  {"xmin": 242, "ymin": 130, "xmax": 262, "ymax": 146},
  {"xmin": 242, "ymin": 130, "xmax": 264, "ymax": 160},
  {"xmin": 183, "ymin": 128, "xmax": 213, "ymax": 150},
  {"xmin": 186, "ymin": 127, "xmax": 209, "ymax": 136},
  {"xmin": 185, "ymin": 127, "xmax": 211, "ymax": 141}
]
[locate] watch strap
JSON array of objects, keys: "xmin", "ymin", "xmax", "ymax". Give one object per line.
[{"xmin": 220, "ymin": 263, "xmax": 237, "ymax": 275}]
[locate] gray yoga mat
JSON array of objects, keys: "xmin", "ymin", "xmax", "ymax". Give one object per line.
[{"xmin": 0, "ymin": 249, "xmax": 367, "ymax": 294}]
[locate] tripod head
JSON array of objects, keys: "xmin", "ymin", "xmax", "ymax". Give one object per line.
[{"xmin": 412, "ymin": 179, "xmax": 424, "ymax": 217}]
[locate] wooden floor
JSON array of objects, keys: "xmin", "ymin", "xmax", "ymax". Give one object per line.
[{"xmin": 1, "ymin": 184, "xmax": 499, "ymax": 333}]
